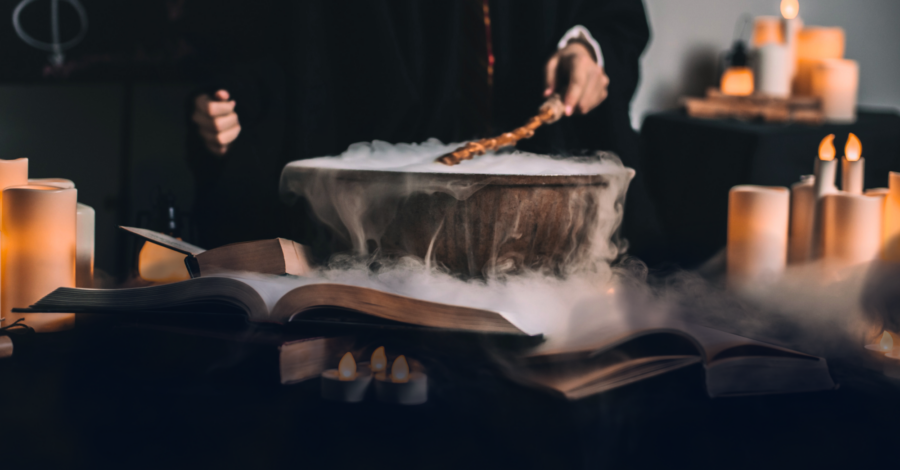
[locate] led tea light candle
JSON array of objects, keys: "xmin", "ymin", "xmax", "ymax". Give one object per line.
[
  {"xmin": 882, "ymin": 172, "xmax": 900, "ymax": 262},
  {"xmin": 727, "ymin": 185, "xmax": 790, "ymax": 286},
  {"xmin": 866, "ymin": 331, "xmax": 894, "ymax": 354},
  {"xmin": 841, "ymin": 133, "xmax": 864, "ymax": 194},
  {"xmin": 821, "ymin": 192, "xmax": 883, "ymax": 267},
  {"xmin": 321, "ymin": 352, "xmax": 372, "ymax": 402},
  {"xmin": 788, "ymin": 175, "xmax": 815, "ymax": 264},
  {"xmin": 1, "ymin": 185, "xmax": 77, "ymax": 332},
  {"xmin": 374, "ymin": 355, "xmax": 428, "ymax": 405},
  {"xmin": 370, "ymin": 346, "xmax": 387, "ymax": 375},
  {"xmin": 811, "ymin": 59, "xmax": 859, "ymax": 123}
]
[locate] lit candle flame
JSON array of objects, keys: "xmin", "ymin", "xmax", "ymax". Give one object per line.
[
  {"xmin": 880, "ymin": 331, "xmax": 894, "ymax": 352},
  {"xmin": 845, "ymin": 133, "xmax": 862, "ymax": 162},
  {"xmin": 338, "ymin": 352, "xmax": 357, "ymax": 381},
  {"xmin": 818, "ymin": 134, "xmax": 836, "ymax": 161},
  {"xmin": 371, "ymin": 346, "xmax": 387, "ymax": 373},
  {"xmin": 391, "ymin": 355, "xmax": 410, "ymax": 383},
  {"xmin": 781, "ymin": 0, "xmax": 799, "ymax": 20}
]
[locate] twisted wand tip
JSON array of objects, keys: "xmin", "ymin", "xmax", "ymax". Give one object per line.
[{"xmin": 436, "ymin": 94, "xmax": 565, "ymax": 166}]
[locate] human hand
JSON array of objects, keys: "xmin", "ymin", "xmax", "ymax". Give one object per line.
[
  {"xmin": 192, "ymin": 90, "xmax": 241, "ymax": 156},
  {"xmin": 544, "ymin": 42, "xmax": 609, "ymax": 116}
]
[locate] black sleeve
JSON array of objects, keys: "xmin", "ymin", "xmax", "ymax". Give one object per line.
[{"xmin": 564, "ymin": 0, "xmax": 650, "ymax": 105}]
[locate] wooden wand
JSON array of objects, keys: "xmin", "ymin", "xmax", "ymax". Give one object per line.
[{"xmin": 436, "ymin": 94, "xmax": 566, "ymax": 166}]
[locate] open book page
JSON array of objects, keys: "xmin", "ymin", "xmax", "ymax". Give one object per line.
[{"xmin": 678, "ymin": 323, "xmax": 821, "ymax": 363}]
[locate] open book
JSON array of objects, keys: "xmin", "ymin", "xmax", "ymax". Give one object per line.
[
  {"xmin": 511, "ymin": 320, "xmax": 834, "ymax": 399},
  {"xmin": 22, "ymin": 276, "xmax": 532, "ymax": 337},
  {"xmin": 120, "ymin": 226, "xmax": 313, "ymax": 278}
]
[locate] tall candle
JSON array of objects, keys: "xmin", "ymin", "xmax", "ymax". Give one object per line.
[
  {"xmin": 811, "ymin": 59, "xmax": 859, "ymax": 123},
  {"xmin": 883, "ymin": 172, "xmax": 900, "ymax": 262},
  {"xmin": 76, "ymin": 203, "xmax": 95, "ymax": 288},
  {"xmin": 1, "ymin": 185, "xmax": 77, "ymax": 332},
  {"xmin": 841, "ymin": 133, "xmax": 864, "ymax": 194},
  {"xmin": 821, "ymin": 193, "xmax": 883, "ymax": 267},
  {"xmin": 810, "ymin": 135, "xmax": 838, "ymax": 259},
  {"xmin": 789, "ymin": 175, "xmax": 815, "ymax": 264},
  {"xmin": 0, "ymin": 159, "xmax": 29, "ymax": 314},
  {"xmin": 727, "ymin": 185, "xmax": 790, "ymax": 286}
]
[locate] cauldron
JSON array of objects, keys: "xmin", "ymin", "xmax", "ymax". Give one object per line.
[{"xmin": 281, "ymin": 162, "xmax": 632, "ymax": 278}]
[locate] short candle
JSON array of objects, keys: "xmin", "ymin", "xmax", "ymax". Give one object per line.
[{"xmin": 321, "ymin": 352, "xmax": 372, "ymax": 402}]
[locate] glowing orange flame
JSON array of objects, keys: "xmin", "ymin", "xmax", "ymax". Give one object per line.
[
  {"xmin": 391, "ymin": 355, "xmax": 410, "ymax": 383},
  {"xmin": 880, "ymin": 332, "xmax": 894, "ymax": 352},
  {"xmin": 338, "ymin": 352, "xmax": 357, "ymax": 381},
  {"xmin": 818, "ymin": 134, "xmax": 836, "ymax": 161},
  {"xmin": 781, "ymin": 0, "xmax": 799, "ymax": 20},
  {"xmin": 371, "ymin": 346, "xmax": 387, "ymax": 373},
  {"xmin": 845, "ymin": 133, "xmax": 862, "ymax": 162}
]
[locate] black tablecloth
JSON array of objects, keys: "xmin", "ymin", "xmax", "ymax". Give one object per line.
[
  {"xmin": 640, "ymin": 109, "xmax": 900, "ymax": 268},
  {"xmin": 2, "ymin": 319, "xmax": 900, "ymax": 470}
]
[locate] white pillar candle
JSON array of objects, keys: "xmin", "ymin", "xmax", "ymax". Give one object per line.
[
  {"xmin": 0, "ymin": 159, "xmax": 28, "ymax": 325},
  {"xmin": 755, "ymin": 43, "xmax": 793, "ymax": 98},
  {"xmin": 1, "ymin": 185, "xmax": 77, "ymax": 332},
  {"xmin": 789, "ymin": 175, "xmax": 815, "ymax": 264},
  {"xmin": 810, "ymin": 135, "xmax": 839, "ymax": 259},
  {"xmin": 727, "ymin": 185, "xmax": 790, "ymax": 286},
  {"xmin": 76, "ymin": 203, "xmax": 95, "ymax": 288},
  {"xmin": 821, "ymin": 193, "xmax": 883, "ymax": 267},
  {"xmin": 883, "ymin": 172, "xmax": 900, "ymax": 262},
  {"xmin": 811, "ymin": 59, "xmax": 859, "ymax": 123}
]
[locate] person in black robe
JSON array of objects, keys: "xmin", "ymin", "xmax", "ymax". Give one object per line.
[{"xmin": 186, "ymin": 0, "xmax": 665, "ymax": 264}]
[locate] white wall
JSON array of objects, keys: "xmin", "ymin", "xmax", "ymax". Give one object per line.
[{"xmin": 633, "ymin": 0, "xmax": 900, "ymax": 128}]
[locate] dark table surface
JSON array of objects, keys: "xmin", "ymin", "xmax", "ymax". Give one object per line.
[
  {"xmin": 2, "ymin": 315, "xmax": 900, "ymax": 470},
  {"xmin": 641, "ymin": 109, "xmax": 900, "ymax": 268}
]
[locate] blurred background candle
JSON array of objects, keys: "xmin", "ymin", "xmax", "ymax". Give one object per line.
[
  {"xmin": 794, "ymin": 26, "xmax": 846, "ymax": 96},
  {"xmin": 882, "ymin": 172, "xmax": 900, "ymax": 262},
  {"xmin": 821, "ymin": 193, "xmax": 883, "ymax": 267},
  {"xmin": 789, "ymin": 175, "xmax": 815, "ymax": 264},
  {"xmin": 1, "ymin": 185, "xmax": 77, "ymax": 332},
  {"xmin": 720, "ymin": 66, "xmax": 754, "ymax": 96},
  {"xmin": 727, "ymin": 185, "xmax": 790, "ymax": 286},
  {"xmin": 755, "ymin": 42, "xmax": 792, "ymax": 98},
  {"xmin": 811, "ymin": 59, "xmax": 859, "ymax": 123},
  {"xmin": 76, "ymin": 203, "xmax": 95, "ymax": 288},
  {"xmin": 842, "ymin": 133, "xmax": 864, "ymax": 194}
]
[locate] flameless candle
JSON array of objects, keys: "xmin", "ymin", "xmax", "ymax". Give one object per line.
[
  {"xmin": 720, "ymin": 67, "xmax": 754, "ymax": 97},
  {"xmin": 821, "ymin": 193, "xmax": 883, "ymax": 267},
  {"xmin": 882, "ymin": 172, "xmax": 900, "ymax": 262},
  {"xmin": 727, "ymin": 186, "xmax": 790, "ymax": 285},
  {"xmin": 755, "ymin": 43, "xmax": 792, "ymax": 98},
  {"xmin": 811, "ymin": 59, "xmax": 859, "ymax": 123},
  {"xmin": 788, "ymin": 175, "xmax": 815, "ymax": 264},
  {"xmin": 374, "ymin": 355, "xmax": 428, "ymax": 405},
  {"xmin": 808, "ymin": 135, "xmax": 840, "ymax": 260},
  {"xmin": 752, "ymin": 16, "xmax": 784, "ymax": 47},
  {"xmin": 28, "ymin": 178, "xmax": 74, "ymax": 189},
  {"xmin": 320, "ymin": 352, "xmax": 372, "ymax": 402},
  {"xmin": 76, "ymin": 203, "xmax": 95, "ymax": 288},
  {"xmin": 865, "ymin": 331, "xmax": 894, "ymax": 353},
  {"xmin": 1, "ymin": 185, "xmax": 76, "ymax": 332},
  {"xmin": 841, "ymin": 133, "xmax": 864, "ymax": 194},
  {"xmin": 370, "ymin": 346, "xmax": 387, "ymax": 375},
  {"xmin": 794, "ymin": 27, "xmax": 845, "ymax": 96}
]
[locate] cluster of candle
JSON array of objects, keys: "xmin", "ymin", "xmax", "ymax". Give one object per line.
[
  {"xmin": 727, "ymin": 134, "xmax": 899, "ymax": 285},
  {"xmin": 743, "ymin": 0, "xmax": 857, "ymax": 122},
  {"xmin": 321, "ymin": 346, "xmax": 428, "ymax": 405},
  {"xmin": 0, "ymin": 159, "xmax": 95, "ymax": 333}
]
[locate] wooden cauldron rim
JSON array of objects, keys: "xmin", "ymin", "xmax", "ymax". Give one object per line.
[{"xmin": 288, "ymin": 167, "xmax": 614, "ymax": 187}]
